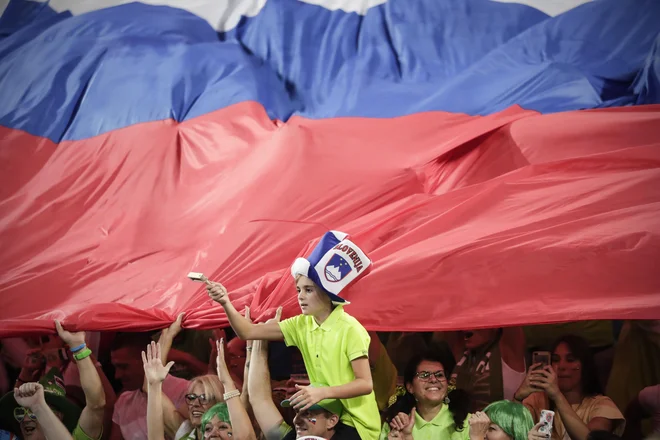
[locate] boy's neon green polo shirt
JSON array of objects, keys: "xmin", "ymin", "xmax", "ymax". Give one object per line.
[{"xmin": 279, "ymin": 305, "xmax": 381, "ymax": 440}]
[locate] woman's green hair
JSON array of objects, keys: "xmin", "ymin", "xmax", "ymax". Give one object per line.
[
  {"xmin": 484, "ymin": 400, "xmax": 534, "ymax": 440},
  {"xmin": 201, "ymin": 402, "xmax": 231, "ymax": 432}
]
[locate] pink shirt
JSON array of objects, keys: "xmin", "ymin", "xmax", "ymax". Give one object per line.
[{"xmin": 112, "ymin": 375, "xmax": 189, "ymax": 440}]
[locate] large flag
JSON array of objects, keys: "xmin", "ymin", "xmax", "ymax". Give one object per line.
[{"xmin": 0, "ymin": 0, "xmax": 659, "ymax": 336}]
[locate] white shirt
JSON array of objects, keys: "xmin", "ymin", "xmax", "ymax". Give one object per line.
[
  {"xmin": 501, "ymin": 357, "xmax": 526, "ymax": 401},
  {"xmin": 113, "ymin": 375, "xmax": 190, "ymax": 440},
  {"xmin": 174, "ymin": 420, "xmax": 197, "ymax": 440}
]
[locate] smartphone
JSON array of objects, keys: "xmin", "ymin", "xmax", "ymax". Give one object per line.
[
  {"xmin": 539, "ymin": 410, "xmax": 555, "ymax": 434},
  {"xmin": 187, "ymin": 272, "xmax": 207, "ymax": 282},
  {"xmin": 532, "ymin": 351, "xmax": 551, "ymax": 369}
]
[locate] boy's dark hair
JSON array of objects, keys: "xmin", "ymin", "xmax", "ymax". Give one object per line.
[{"xmin": 383, "ymin": 349, "xmax": 469, "ymax": 431}]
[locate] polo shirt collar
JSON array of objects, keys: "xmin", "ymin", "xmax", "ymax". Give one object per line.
[
  {"xmin": 415, "ymin": 403, "xmax": 452, "ymax": 427},
  {"xmin": 310, "ymin": 305, "xmax": 345, "ymax": 332}
]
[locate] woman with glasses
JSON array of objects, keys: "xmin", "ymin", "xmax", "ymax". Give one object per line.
[
  {"xmin": 380, "ymin": 350, "xmax": 471, "ymax": 440},
  {"xmin": 145, "ymin": 339, "xmax": 256, "ymax": 440},
  {"xmin": 170, "ymin": 374, "xmax": 225, "ymax": 440}
]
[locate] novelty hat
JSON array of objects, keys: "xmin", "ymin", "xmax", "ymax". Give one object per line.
[
  {"xmin": 280, "ymin": 383, "xmax": 343, "ymax": 416},
  {"xmin": 0, "ymin": 367, "xmax": 81, "ymax": 435},
  {"xmin": 291, "ymin": 231, "xmax": 372, "ymax": 304}
]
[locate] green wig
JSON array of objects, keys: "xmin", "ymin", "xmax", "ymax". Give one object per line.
[
  {"xmin": 484, "ymin": 400, "xmax": 534, "ymax": 440},
  {"xmin": 201, "ymin": 402, "xmax": 231, "ymax": 433}
]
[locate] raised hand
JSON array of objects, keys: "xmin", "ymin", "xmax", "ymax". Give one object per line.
[
  {"xmin": 160, "ymin": 313, "xmax": 184, "ymax": 341},
  {"xmin": 515, "ymin": 363, "xmax": 545, "ymax": 401},
  {"xmin": 530, "ymin": 366, "xmax": 561, "ymax": 401},
  {"xmin": 55, "ymin": 320, "xmax": 86, "ymax": 347},
  {"xmin": 469, "ymin": 411, "xmax": 490, "ymax": 440},
  {"xmin": 142, "ymin": 341, "xmax": 174, "ymax": 386},
  {"xmin": 390, "ymin": 408, "xmax": 416, "ymax": 435},
  {"xmin": 528, "ymin": 422, "xmax": 550, "ymax": 439},
  {"xmin": 215, "ymin": 339, "xmax": 232, "ymax": 384},
  {"xmin": 14, "ymin": 382, "xmax": 46, "ymax": 409},
  {"xmin": 264, "ymin": 307, "xmax": 283, "ymax": 324}
]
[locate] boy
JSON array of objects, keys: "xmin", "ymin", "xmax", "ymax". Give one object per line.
[{"xmin": 206, "ymin": 231, "xmax": 381, "ymax": 439}]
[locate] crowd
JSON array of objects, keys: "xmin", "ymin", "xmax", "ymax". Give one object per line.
[{"xmin": 0, "ymin": 231, "xmax": 658, "ymax": 440}]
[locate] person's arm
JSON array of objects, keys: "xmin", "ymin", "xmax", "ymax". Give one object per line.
[
  {"xmin": 158, "ymin": 314, "xmax": 184, "ymax": 370},
  {"xmin": 248, "ymin": 308, "xmax": 287, "ymax": 440},
  {"xmin": 239, "ymin": 307, "xmax": 253, "ymax": 411},
  {"xmin": 206, "ymin": 281, "xmax": 283, "ymax": 341},
  {"xmin": 514, "ymin": 364, "xmax": 545, "ymax": 402},
  {"xmin": 151, "ymin": 313, "xmax": 190, "ymax": 435},
  {"xmin": 289, "ymin": 356, "xmax": 373, "ymax": 411},
  {"xmin": 55, "ymin": 321, "xmax": 106, "ymax": 440},
  {"xmin": 161, "ymin": 391, "xmax": 186, "ymax": 439},
  {"xmin": 14, "ymin": 382, "xmax": 73, "ymax": 440},
  {"xmin": 553, "ymin": 394, "xmax": 612, "ymax": 439},
  {"xmin": 215, "ymin": 339, "xmax": 257, "ymax": 440},
  {"xmin": 533, "ymin": 367, "xmax": 612, "ymax": 440},
  {"xmin": 143, "ymin": 341, "xmax": 176, "ymax": 440}
]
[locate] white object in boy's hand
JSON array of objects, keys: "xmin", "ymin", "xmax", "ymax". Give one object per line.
[{"xmin": 187, "ymin": 272, "xmax": 207, "ymax": 282}]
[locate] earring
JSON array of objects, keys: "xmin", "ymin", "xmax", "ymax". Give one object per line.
[{"xmin": 444, "ymin": 396, "xmax": 450, "ymax": 404}]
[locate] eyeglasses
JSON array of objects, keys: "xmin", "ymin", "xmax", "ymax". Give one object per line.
[
  {"xmin": 14, "ymin": 407, "xmax": 37, "ymax": 422},
  {"xmin": 185, "ymin": 393, "xmax": 211, "ymax": 405},
  {"xmin": 415, "ymin": 370, "xmax": 447, "ymax": 382}
]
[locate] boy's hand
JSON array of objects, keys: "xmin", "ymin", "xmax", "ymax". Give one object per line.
[
  {"xmin": 290, "ymin": 384, "xmax": 327, "ymax": 411},
  {"xmin": 206, "ymin": 281, "xmax": 230, "ymax": 306}
]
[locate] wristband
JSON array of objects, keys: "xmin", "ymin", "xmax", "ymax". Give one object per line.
[
  {"xmin": 73, "ymin": 348, "xmax": 92, "ymax": 361},
  {"xmin": 223, "ymin": 389, "xmax": 241, "ymax": 401},
  {"xmin": 70, "ymin": 343, "xmax": 86, "ymax": 353}
]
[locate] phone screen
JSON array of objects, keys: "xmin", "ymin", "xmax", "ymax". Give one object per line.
[{"xmin": 532, "ymin": 351, "xmax": 551, "ymax": 368}]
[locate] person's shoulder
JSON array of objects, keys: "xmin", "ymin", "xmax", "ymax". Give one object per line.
[
  {"xmin": 280, "ymin": 313, "xmax": 310, "ymax": 332},
  {"xmin": 338, "ymin": 309, "xmax": 367, "ymax": 331},
  {"xmin": 114, "ymin": 389, "xmax": 139, "ymax": 407},
  {"xmin": 588, "ymin": 394, "xmax": 617, "ymax": 407},
  {"xmin": 283, "ymin": 313, "xmax": 307, "ymax": 324}
]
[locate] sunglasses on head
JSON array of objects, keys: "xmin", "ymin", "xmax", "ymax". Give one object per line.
[
  {"xmin": 14, "ymin": 407, "xmax": 37, "ymax": 422},
  {"xmin": 185, "ymin": 393, "xmax": 211, "ymax": 404},
  {"xmin": 415, "ymin": 370, "xmax": 447, "ymax": 382}
]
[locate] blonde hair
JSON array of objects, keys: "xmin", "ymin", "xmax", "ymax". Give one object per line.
[{"xmin": 188, "ymin": 374, "xmax": 225, "ymax": 404}]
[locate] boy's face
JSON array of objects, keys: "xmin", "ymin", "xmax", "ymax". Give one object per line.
[
  {"xmin": 296, "ymin": 276, "xmax": 329, "ymax": 316},
  {"xmin": 293, "ymin": 408, "xmax": 337, "ymax": 438}
]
